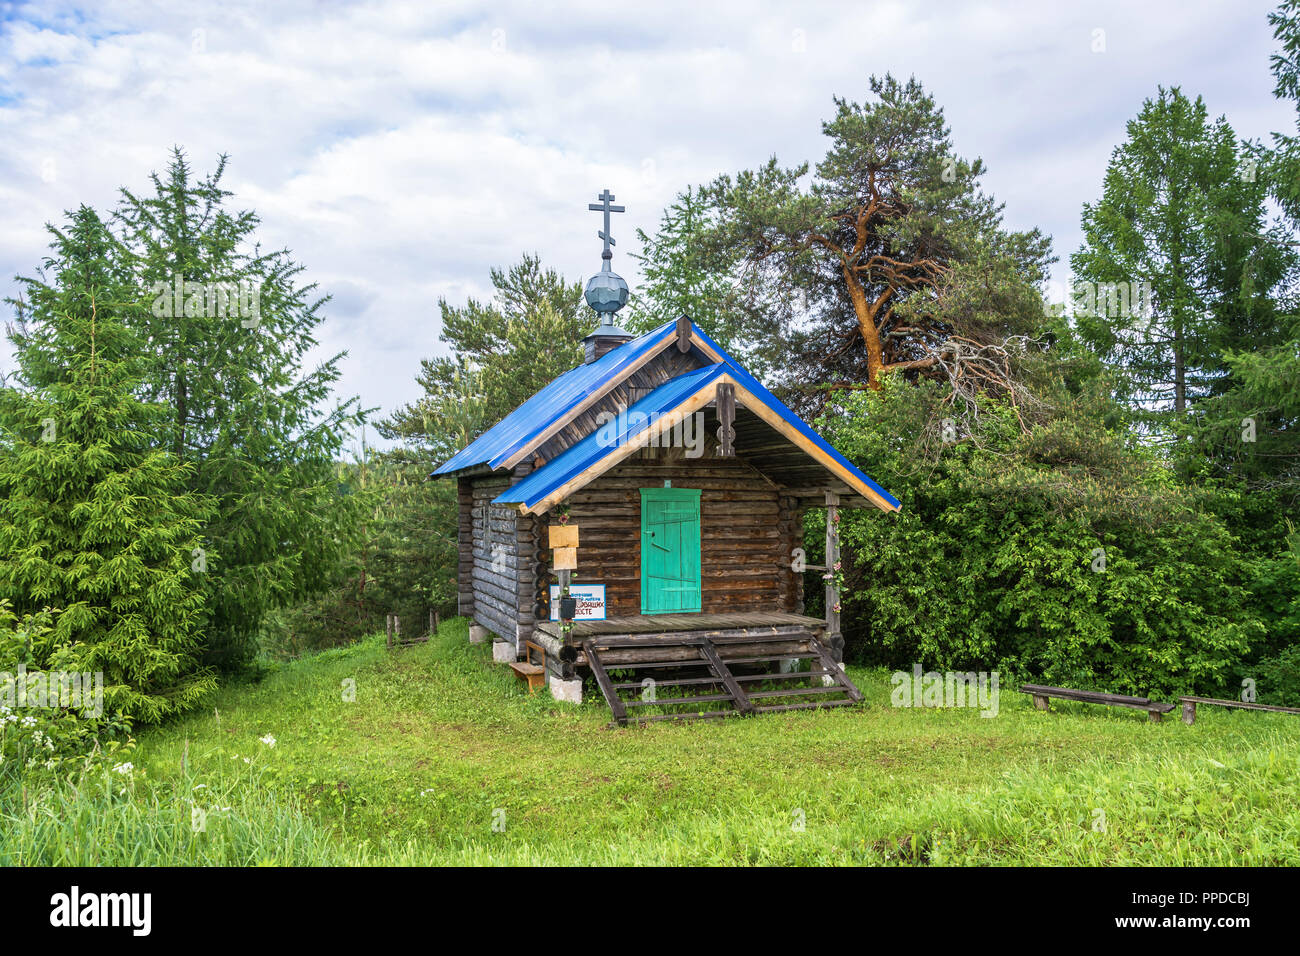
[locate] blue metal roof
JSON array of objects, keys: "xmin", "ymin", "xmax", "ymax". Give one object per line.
[
  {"xmin": 719, "ymin": 357, "xmax": 900, "ymax": 510},
  {"xmin": 493, "ymin": 349, "xmax": 901, "ymax": 512},
  {"xmin": 494, "ymin": 364, "xmax": 726, "ymax": 507},
  {"xmin": 432, "ymin": 319, "xmax": 679, "ymax": 476},
  {"xmin": 433, "ymin": 314, "xmax": 898, "ymax": 511}
]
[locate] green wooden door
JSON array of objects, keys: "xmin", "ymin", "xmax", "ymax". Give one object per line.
[{"xmin": 640, "ymin": 488, "xmax": 702, "ymax": 614}]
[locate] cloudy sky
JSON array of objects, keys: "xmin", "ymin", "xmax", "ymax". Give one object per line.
[{"xmin": 0, "ymin": 0, "xmax": 1293, "ymax": 443}]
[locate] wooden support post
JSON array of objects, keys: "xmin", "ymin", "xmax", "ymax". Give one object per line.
[
  {"xmin": 1181, "ymin": 700, "xmax": 1196, "ymax": 725},
  {"xmin": 386, "ymin": 614, "xmax": 393, "ymax": 648},
  {"xmin": 1032, "ymin": 694, "xmax": 1051, "ymax": 711},
  {"xmin": 557, "ymin": 568, "xmax": 572, "ymax": 643},
  {"xmin": 824, "ymin": 491, "xmax": 842, "ymax": 662},
  {"xmin": 558, "ymin": 642, "xmax": 578, "ymax": 680},
  {"xmin": 394, "ymin": 615, "xmax": 401, "ymax": 643},
  {"xmin": 513, "ymin": 461, "xmax": 537, "ymax": 649}
]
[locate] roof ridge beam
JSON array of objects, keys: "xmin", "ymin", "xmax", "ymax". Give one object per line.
[{"xmin": 495, "ymin": 322, "xmax": 723, "ymax": 472}]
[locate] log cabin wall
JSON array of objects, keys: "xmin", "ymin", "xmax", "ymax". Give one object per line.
[
  {"xmin": 777, "ymin": 493, "xmax": 806, "ymax": 615},
  {"xmin": 470, "ymin": 474, "xmax": 527, "ymax": 645},
  {"xmin": 561, "ymin": 448, "xmax": 805, "ymax": 617},
  {"xmin": 456, "ymin": 477, "xmax": 476, "ymax": 618}
]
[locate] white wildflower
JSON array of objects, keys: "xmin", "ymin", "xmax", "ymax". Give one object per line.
[{"xmin": 259, "ymin": 734, "xmax": 276, "ymax": 748}]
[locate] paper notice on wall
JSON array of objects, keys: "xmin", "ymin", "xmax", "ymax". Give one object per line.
[{"xmin": 548, "ymin": 584, "xmax": 606, "ymax": 621}]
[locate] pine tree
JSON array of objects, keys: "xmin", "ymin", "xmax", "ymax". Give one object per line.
[
  {"xmin": 374, "ymin": 255, "xmax": 583, "ymax": 636},
  {"xmin": 695, "ymin": 75, "xmax": 1052, "ymax": 416},
  {"xmin": 0, "ymin": 206, "xmax": 216, "ymax": 722},
  {"xmin": 110, "ymin": 150, "xmax": 365, "ymax": 671},
  {"xmin": 382, "ymin": 253, "xmax": 584, "ymax": 456}
]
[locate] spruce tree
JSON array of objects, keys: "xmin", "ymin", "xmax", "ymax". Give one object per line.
[
  {"xmin": 111, "ymin": 150, "xmax": 365, "ymax": 671},
  {"xmin": 1071, "ymin": 87, "xmax": 1294, "ymax": 426},
  {"xmin": 1266, "ymin": 0, "xmax": 1300, "ymax": 223},
  {"xmin": 0, "ymin": 206, "xmax": 216, "ymax": 722}
]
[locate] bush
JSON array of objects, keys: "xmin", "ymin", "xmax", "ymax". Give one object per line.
[
  {"xmin": 0, "ymin": 603, "xmax": 136, "ymax": 779},
  {"xmin": 1255, "ymin": 646, "xmax": 1300, "ymax": 707},
  {"xmin": 815, "ymin": 377, "xmax": 1262, "ymax": 698}
]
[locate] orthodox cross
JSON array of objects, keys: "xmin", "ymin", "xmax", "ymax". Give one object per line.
[{"xmin": 588, "ymin": 189, "xmax": 625, "ymax": 260}]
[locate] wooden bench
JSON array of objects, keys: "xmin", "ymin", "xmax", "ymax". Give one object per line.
[
  {"xmin": 508, "ymin": 641, "xmax": 547, "ymax": 694},
  {"xmin": 1178, "ymin": 695, "xmax": 1300, "ymax": 725},
  {"xmin": 1021, "ymin": 684, "xmax": 1176, "ymax": 723}
]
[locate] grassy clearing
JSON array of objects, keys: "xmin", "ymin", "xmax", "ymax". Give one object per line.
[{"xmin": 3, "ymin": 616, "xmax": 1298, "ymax": 865}]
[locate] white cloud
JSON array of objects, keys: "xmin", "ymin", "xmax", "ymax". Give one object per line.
[{"xmin": 0, "ymin": 0, "xmax": 1293, "ymax": 447}]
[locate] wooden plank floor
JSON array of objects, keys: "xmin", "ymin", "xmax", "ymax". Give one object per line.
[{"xmin": 536, "ymin": 611, "xmax": 824, "ymax": 640}]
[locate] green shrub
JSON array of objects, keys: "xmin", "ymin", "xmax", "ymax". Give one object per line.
[
  {"xmin": 1255, "ymin": 645, "xmax": 1300, "ymax": 707},
  {"xmin": 815, "ymin": 378, "xmax": 1262, "ymax": 698}
]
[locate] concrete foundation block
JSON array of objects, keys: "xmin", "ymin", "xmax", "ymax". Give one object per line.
[
  {"xmin": 469, "ymin": 624, "xmax": 488, "ymax": 644},
  {"xmin": 549, "ymin": 675, "xmax": 583, "ymax": 704},
  {"xmin": 822, "ymin": 663, "xmax": 846, "ymax": 687},
  {"xmin": 492, "ymin": 640, "xmax": 517, "ymax": 663}
]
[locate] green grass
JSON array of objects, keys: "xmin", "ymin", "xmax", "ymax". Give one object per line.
[{"xmin": 4, "ymin": 617, "xmax": 1299, "ymax": 865}]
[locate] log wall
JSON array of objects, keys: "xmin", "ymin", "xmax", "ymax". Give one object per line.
[
  {"xmin": 562, "ymin": 449, "xmax": 803, "ymax": 617},
  {"xmin": 456, "ymin": 477, "xmax": 475, "ymax": 618},
  {"xmin": 469, "ymin": 475, "xmax": 525, "ymax": 646},
  {"xmin": 464, "ymin": 445, "xmax": 807, "ymax": 643}
]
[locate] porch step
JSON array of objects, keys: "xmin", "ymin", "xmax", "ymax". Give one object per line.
[{"xmin": 583, "ymin": 630, "xmax": 862, "ymax": 727}]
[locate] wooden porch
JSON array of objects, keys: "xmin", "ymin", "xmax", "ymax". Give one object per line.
[
  {"xmin": 535, "ymin": 610, "xmax": 825, "ymax": 641},
  {"xmin": 531, "ymin": 612, "xmax": 858, "ymax": 724},
  {"xmin": 534, "ymin": 611, "xmax": 825, "ymax": 666}
]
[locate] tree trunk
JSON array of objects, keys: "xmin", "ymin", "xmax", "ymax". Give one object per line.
[
  {"xmin": 843, "ymin": 265, "xmax": 885, "ymax": 389},
  {"xmin": 175, "ymin": 371, "xmax": 187, "ymax": 459},
  {"xmin": 1174, "ymin": 319, "xmax": 1185, "ymax": 414}
]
